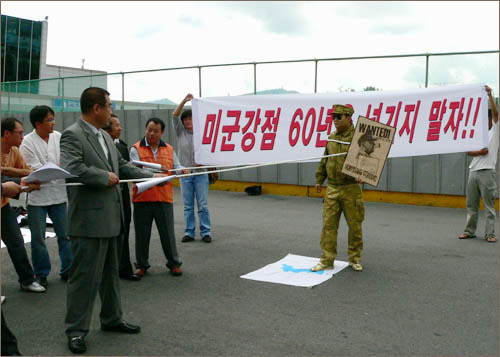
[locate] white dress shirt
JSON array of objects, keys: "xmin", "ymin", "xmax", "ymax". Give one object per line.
[{"xmin": 19, "ymin": 130, "xmax": 68, "ymax": 206}]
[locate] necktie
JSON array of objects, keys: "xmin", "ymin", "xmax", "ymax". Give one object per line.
[{"xmin": 96, "ymin": 131, "xmax": 109, "ymax": 160}]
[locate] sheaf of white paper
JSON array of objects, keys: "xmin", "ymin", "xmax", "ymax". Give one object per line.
[
  {"xmin": 136, "ymin": 175, "xmax": 177, "ymax": 194},
  {"xmin": 132, "ymin": 160, "xmax": 162, "ymax": 171},
  {"xmin": 23, "ymin": 162, "xmax": 75, "ymax": 183},
  {"xmin": 240, "ymin": 253, "xmax": 349, "ymax": 287}
]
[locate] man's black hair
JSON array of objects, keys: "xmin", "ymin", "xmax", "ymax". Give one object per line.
[
  {"xmin": 1, "ymin": 117, "xmax": 22, "ymax": 137},
  {"xmin": 181, "ymin": 109, "xmax": 192, "ymax": 122},
  {"xmin": 80, "ymin": 87, "xmax": 110, "ymax": 114},
  {"xmin": 29, "ymin": 105, "xmax": 55, "ymax": 128},
  {"xmin": 146, "ymin": 117, "xmax": 165, "ymax": 132}
]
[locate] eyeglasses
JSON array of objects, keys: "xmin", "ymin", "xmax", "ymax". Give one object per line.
[{"xmin": 333, "ymin": 114, "xmax": 344, "ymax": 120}]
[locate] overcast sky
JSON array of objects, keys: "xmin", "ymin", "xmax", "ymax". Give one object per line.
[{"xmin": 2, "ymin": 1, "xmax": 499, "ymax": 102}]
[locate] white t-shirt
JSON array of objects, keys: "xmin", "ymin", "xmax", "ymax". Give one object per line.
[
  {"xmin": 469, "ymin": 119, "xmax": 499, "ymax": 171},
  {"xmin": 19, "ymin": 130, "xmax": 68, "ymax": 206}
]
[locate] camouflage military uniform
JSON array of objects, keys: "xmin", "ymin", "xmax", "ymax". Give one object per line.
[{"xmin": 315, "ymin": 119, "xmax": 364, "ymax": 268}]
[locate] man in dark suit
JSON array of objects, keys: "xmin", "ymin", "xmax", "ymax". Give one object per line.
[
  {"xmin": 103, "ymin": 113, "xmax": 139, "ymax": 281},
  {"xmin": 60, "ymin": 87, "xmax": 162, "ymax": 354}
]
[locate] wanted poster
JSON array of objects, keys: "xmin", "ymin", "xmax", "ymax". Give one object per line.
[{"xmin": 342, "ymin": 116, "xmax": 396, "ymax": 187}]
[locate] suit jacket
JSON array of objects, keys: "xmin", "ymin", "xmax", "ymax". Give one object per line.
[
  {"xmin": 115, "ymin": 139, "xmax": 131, "ymax": 197},
  {"xmin": 115, "ymin": 139, "xmax": 132, "ymax": 225},
  {"xmin": 60, "ymin": 119, "xmax": 153, "ymax": 238}
]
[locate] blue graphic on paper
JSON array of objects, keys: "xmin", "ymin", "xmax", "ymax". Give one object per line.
[{"xmin": 282, "ymin": 264, "xmax": 324, "ymax": 275}]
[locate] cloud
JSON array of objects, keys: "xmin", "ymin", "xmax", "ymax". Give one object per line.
[
  {"xmin": 402, "ymin": 54, "xmax": 499, "ymax": 90},
  {"xmin": 370, "ymin": 22, "xmax": 422, "ymax": 35},
  {"xmin": 221, "ymin": 2, "xmax": 309, "ymax": 36},
  {"xmin": 133, "ymin": 24, "xmax": 164, "ymax": 38},
  {"xmin": 335, "ymin": 1, "xmax": 412, "ymax": 18},
  {"xmin": 178, "ymin": 15, "xmax": 205, "ymax": 28}
]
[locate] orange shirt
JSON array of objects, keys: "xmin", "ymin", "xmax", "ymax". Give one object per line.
[
  {"xmin": 131, "ymin": 140, "xmax": 174, "ymax": 203},
  {"xmin": 2, "ymin": 147, "xmax": 30, "ymax": 207}
]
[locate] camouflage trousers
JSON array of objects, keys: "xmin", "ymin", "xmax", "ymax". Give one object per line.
[{"xmin": 319, "ymin": 183, "xmax": 364, "ymax": 265}]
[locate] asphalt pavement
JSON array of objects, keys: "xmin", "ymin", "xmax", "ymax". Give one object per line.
[{"xmin": 1, "ymin": 187, "xmax": 498, "ymax": 356}]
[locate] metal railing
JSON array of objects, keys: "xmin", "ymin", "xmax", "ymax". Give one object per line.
[{"xmin": 1, "ymin": 50, "xmax": 498, "ymax": 114}]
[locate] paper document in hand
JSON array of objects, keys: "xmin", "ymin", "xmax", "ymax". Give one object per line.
[
  {"xmin": 136, "ymin": 175, "xmax": 177, "ymax": 194},
  {"xmin": 24, "ymin": 162, "xmax": 75, "ymax": 183},
  {"xmin": 131, "ymin": 160, "xmax": 162, "ymax": 171}
]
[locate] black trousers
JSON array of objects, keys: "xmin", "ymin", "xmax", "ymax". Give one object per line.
[
  {"xmin": 133, "ymin": 202, "xmax": 181, "ymax": 270},
  {"xmin": 118, "ymin": 187, "xmax": 134, "ymax": 277},
  {"xmin": 1, "ymin": 203, "xmax": 35, "ymax": 285},
  {"xmin": 1, "ymin": 310, "xmax": 20, "ymax": 356}
]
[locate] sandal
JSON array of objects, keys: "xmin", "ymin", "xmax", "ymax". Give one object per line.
[
  {"xmin": 458, "ymin": 233, "xmax": 476, "ymax": 239},
  {"xmin": 486, "ymin": 236, "xmax": 497, "ymax": 243}
]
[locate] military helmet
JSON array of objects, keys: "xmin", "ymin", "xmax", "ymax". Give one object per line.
[{"xmin": 332, "ymin": 104, "xmax": 354, "ymax": 116}]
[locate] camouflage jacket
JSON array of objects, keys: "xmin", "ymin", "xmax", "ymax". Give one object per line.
[{"xmin": 315, "ymin": 125, "xmax": 357, "ymax": 186}]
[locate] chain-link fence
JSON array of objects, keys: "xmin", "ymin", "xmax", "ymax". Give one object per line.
[{"xmin": 1, "ymin": 50, "xmax": 498, "ymax": 114}]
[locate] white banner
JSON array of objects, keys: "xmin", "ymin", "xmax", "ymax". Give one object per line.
[{"xmin": 192, "ymin": 83, "xmax": 488, "ymax": 165}]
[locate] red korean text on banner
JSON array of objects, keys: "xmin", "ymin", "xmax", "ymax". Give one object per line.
[
  {"xmin": 260, "ymin": 108, "xmax": 281, "ymax": 150},
  {"xmin": 315, "ymin": 106, "xmax": 334, "ymax": 147},
  {"xmin": 201, "ymin": 110, "xmax": 222, "ymax": 152},
  {"xmin": 398, "ymin": 101, "xmax": 421, "ymax": 143},
  {"xmin": 220, "ymin": 110, "xmax": 241, "ymax": 151},
  {"xmin": 241, "ymin": 109, "xmax": 261, "ymax": 152},
  {"xmin": 365, "ymin": 102, "xmax": 384, "ymax": 122},
  {"xmin": 385, "ymin": 101, "xmax": 402, "ymax": 128}
]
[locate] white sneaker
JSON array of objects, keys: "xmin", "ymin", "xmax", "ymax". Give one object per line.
[
  {"xmin": 20, "ymin": 281, "xmax": 46, "ymax": 292},
  {"xmin": 1, "ymin": 296, "xmax": 5, "ymax": 304}
]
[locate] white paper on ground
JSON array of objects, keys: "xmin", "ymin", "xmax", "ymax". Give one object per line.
[
  {"xmin": 1, "ymin": 228, "xmax": 56, "ymax": 248},
  {"xmin": 17, "ymin": 215, "xmax": 52, "ymax": 225},
  {"xmin": 240, "ymin": 253, "xmax": 349, "ymax": 287},
  {"xmin": 135, "ymin": 175, "xmax": 177, "ymax": 194},
  {"xmin": 132, "ymin": 160, "xmax": 162, "ymax": 171},
  {"xmin": 23, "ymin": 162, "xmax": 75, "ymax": 183}
]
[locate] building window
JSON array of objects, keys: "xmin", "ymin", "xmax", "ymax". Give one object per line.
[
  {"xmin": 17, "ymin": 19, "xmax": 32, "ymax": 93},
  {"xmin": 4, "ymin": 16, "xmax": 20, "ymax": 82},
  {"xmin": 30, "ymin": 21, "xmax": 42, "ymax": 93},
  {"xmin": 1, "ymin": 15, "xmax": 6, "ymax": 82}
]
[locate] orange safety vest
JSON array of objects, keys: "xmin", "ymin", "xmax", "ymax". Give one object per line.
[{"xmin": 131, "ymin": 138, "xmax": 174, "ymax": 203}]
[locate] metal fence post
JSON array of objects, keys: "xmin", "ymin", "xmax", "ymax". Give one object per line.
[
  {"xmin": 61, "ymin": 78, "xmax": 65, "ymax": 112},
  {"xmin": 198, "ymin": 66, "xmax": 202, "ymax": 97},
  {"xmin": 314, "ymin": 59, "xmax": 318, "ymax": 93},
  {"xmin": 121, "ymin": 72, "xmax": 125, "ymax": 110},
  {"xmin": 425, "ymin": 54, "xmax": 429, "ymax": 88},
  {"xmin": 254, "ymin": 63, "xmax": 257, "ymax": 94}
]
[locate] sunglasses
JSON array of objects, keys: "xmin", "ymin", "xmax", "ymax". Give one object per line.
[{"xmin": 333, "ymin": 114, "xmax": 344, "ymax": 120}]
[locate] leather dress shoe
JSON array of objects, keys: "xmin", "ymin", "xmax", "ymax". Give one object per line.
[
  {"xmin": 101, "ymin": 321, "xmax": 141, "ymax": 334},
  {"xmin": 134, "ymin": 268, "xmax": 147, "ymax": 278},
  {"xmin": 68, "ymin": 336, "xmax": 86, "ymax": 354},
  {"xmin": 120, "ymin": 273, "xmax": 141, "ymax": 281}
]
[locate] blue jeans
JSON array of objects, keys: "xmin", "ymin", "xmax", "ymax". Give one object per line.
[
  {"xmin": 27, "ymin": 203, "xmax": 73, "ymax": 278},
  {"xmin": 180, "ymin": 174, "xmax": 211, "ymax": 237}
]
